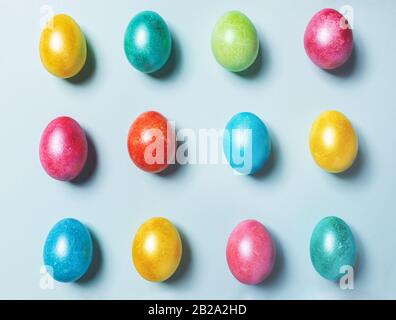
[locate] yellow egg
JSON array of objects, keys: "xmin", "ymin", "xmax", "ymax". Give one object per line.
[
  {"xmin": 309, "ymin": 110, "xmax": 358, "ymax": 173},
  {"xmin": 39, "ymin": 14, "xmax": 87, "ymax": 78},
  {"xmin": 132, "ymin": 217, "xmax": 182, "ymax": 282}
]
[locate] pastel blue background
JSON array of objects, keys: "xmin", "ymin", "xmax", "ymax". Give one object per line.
[{"xmin": 0, "ymin": 0, "xmax": 395, "ymax": 299}]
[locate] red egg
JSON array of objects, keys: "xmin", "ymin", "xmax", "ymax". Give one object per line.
[
  {"xmin": 39, "ymin": 116, "xmax": 88, "ymax": 181},
  {"xmin": 127, "ymin": 111, "xmax": 175, "ymax": 173},
  {"xmin": 304, "ymin": 8, "xmax": 353, "ymax": 70},
  {"xmin": 226, "ymin": 219, "xmax": 276, "ymax": 285}
]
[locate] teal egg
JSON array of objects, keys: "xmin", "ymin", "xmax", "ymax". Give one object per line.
[
  {"xmin": 124, "ymin": 11, "xmax": 172, "ymax": 73},
  {"xmin": 310, "ymin": 216, "xmax": 356, "ymax": 281}
]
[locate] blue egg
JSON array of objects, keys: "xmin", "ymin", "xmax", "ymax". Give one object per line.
[
  {"xmin": 124, "ymin": 11, "xmax": 172, "ymax": 73},
  {"xmin": 310, "ymin": 216, "xmax": 357, "ymax": 281},
  {"xmin": 223, "ymin": 112, "xmax": 271, "ymax": 175},
  {"xmin": 43, "ymin": 218, "xmax": 93, "ymax": 283}
]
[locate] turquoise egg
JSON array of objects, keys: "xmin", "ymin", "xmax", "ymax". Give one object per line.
[
  {"xmin": 43, "ymin": 218, "xmax": 93, "ymax": 283},
  {"xmin": 223, "ymin": 112, "xmax": 271, "ymax": 175},
  {"xmin": 124, "ymin": 11, "xmax": 172, "ymax": 73},
  {"xmin": 310, "ymin": 216, "xmax": 356, "ymax": 281}
]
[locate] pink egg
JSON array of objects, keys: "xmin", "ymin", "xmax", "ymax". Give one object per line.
[
  {"xmin": 304, "ymin": 8, "xmax": 353, "ymax": 70},
  {"xmin": 39, "ymin": 116, "xmax": 88, "ymax": 181},
  {"xmin": 226, "ymin": 219, "xmax": 276, "ymax": 285}
]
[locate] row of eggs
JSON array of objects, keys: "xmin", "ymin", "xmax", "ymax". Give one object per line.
[
  {"xmin": 40, "ymin": 112, "xmax": 357, "ymax": 284},
  {"xmin": 39, "ymin": 109, "xmax": 358, "ymax": 180},
  {"xmin": 44, "ymin": 215, "xmax": 356, "ymax": 284},
  {"xmin": 39, "ymin": 8, "xmax": 353, "ymax": 78}
]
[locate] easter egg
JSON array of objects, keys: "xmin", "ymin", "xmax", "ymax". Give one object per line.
[
  {"xmin": 226, "ymin": 220, "xmax": 276, "ymax": 285},
  {"xmin": 132, "ymin": 217, "xmax": 182, "ymax": 282},
  {"xmin": 223, "ymin": 112, "xmax": 271, "ymax": 175},
  {"xmin": 39, "ymin": 14, "xmax": 87, "ymax": 78},
  {"xmin": 310, "ymin": 216, "xmax": 356, "ymax": 281},
  {"xmin": 211, "ymin": 11, "xmax": 259, "ymax": 72},
  {"xmin": 309, "ymin": 110, "xmax": 358, "ymax": 173},
  {"xmin": 43, "ymin": 218, "xmax": 93, "ymax": 283},
  {"xmin": 304, "ymin": 8, "xmax": 353, "ymax": 70},
  {"xmin": 127, "ymin": 111, "xmax": 175, "ymax": 173},
  {"xmin": 39, "ymin": 116, "xmax": 88, "ymax": 181},
  {"xmin": 124, "ymin": 11, "xmax": 172, "ymax": 73}
]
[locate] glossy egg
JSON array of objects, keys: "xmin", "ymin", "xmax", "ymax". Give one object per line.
[
  {"xmin": 132, "ymin": 217, "xmax": 182, "ymax": 282},
  {"xmin": 211, "ymin": 11, "xmax": 259, "ymax": 72},
  {"xmin": 223, "ymin": 112, "xmax": 271, "ymax": 175},
  {"xmin": 124, "ymin": 11, "xmax": 172, "ymax": 73},
  {"xmin": 39, "ymin": 116, "xmax": 88, "ymax": 181},
  {"xmin": 43, "ymin": 218, "xmax": 93, "ymax": 283},
  {"xmin": 304, "ymin": 8, "xmax": 353, "ymax": 70},
  {"xmin": 127, "ymin": 111, "xmax": 175, "ymax": 173},
  {"xmin": 310, "ymin": 216, "xmax": 356, "ymax": 281},
  {"xmin": 39, "ymin": 14, "xmax": 87, "ymax": 78},
  {"xmin": 226, "ymin": 220, "xmax": 276, "ymax": 285},
  {"xmin": 310, "ymin": 110, "xmax": 358, "ymax": 173}
]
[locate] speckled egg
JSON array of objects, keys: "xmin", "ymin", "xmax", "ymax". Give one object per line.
[
  {"xmin": 43, "ymin": 218, "xmax": 93, "ymax": 283},
  {"xmin": 304, "ymin": 8, "xmax": 353, "ymax": 70},
  {"xmin": 39, "ymin": 14, "xmax": 87, "ymax": 78},
  {"xmin": 310, "ymin": 216, "xmax": 356, "ymax": 281},
  {"xmin": 211, "ymin": 11, "xmax": 259, "ymax": 72},
  {"xmin": 223, "ymin": 112, "xmax": 271, "ymax": 175},
  {"xmin": 132, "ymin": 217, "xmax": 182, "ymax": 282},
  {"xmin": 226, "ymin": 219, "xmax": 276, "ymax": 285},
  {"xmin": 309, "ymin": 110, "xmax": 358, "ymax": 173},
  {"xmin": 127, "ymin": 111, "xmax": 175, "ymax": 173},
  {"xmin": 39, "ymin": 116, "xmax": 88, "ymax": 181},
  {"xmin": 124, "ymin": 11, "xmax": 172, "ymax": 73}
]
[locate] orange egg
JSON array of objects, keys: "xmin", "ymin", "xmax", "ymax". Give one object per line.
[
  {"xmin": 39, "ymin": 14, "xmax": 87, "ymax": 78},
  {"xmin": 309, "ymin": 110, "xmax": 358, "ymax": 173},
  {"xmin": 132, "ymin": 217, "xmax": 182, "ymax": 282}
]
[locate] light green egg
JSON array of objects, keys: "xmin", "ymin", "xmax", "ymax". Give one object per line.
[{"xmin": 211, "ymin": 11, "xmax": 259, "ymax": 72}]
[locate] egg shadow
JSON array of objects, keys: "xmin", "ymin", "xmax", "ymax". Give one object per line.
[
  {"xmin": 235, "ymin": 30, "xmax": 271, "ymax": 80},
  {"xmin": 251, "ymin": 129, "xmax": 280, "ymax": 180},
  {"xmin": 156, "ymin": 127, "xmax": 186, "ymax": 178},
  {"xmin": 157, "ymin": 160, "xmax": 183, "ymax": 177},
  {"xmin": 67, "ymin": 35, "xmax": 96, "ymax": 85},
  {"xmin": 149, "ymin": 28, "xmax": 182, "ymax": 80},
  {"xmin": 258, "ymin": 229, "xmax": 284, "ymax": 288},
  {"xmin": 71, "ymin": 132, "xmax": 98, "ymax": 185},
  {"xmin": 76, "ymin": 228, "xmax": 103, "ymax": 285},
  {"xmin": 330, "ymin": 225, "xmax": 363, "ymax": 289},
  {"xmin": 324, "ymin": 36, "xmax": 359, "ymax": 79},
  {"xmin": 236, "ymin": 44, "xmax": 264, "ymax": 79},
  {"xmin": 333, "ymin": 128, "xmax": 366, "ymax": 180},
  {"xmin": 163, "ymin": 228, "xmax": 192, "ymax": 285},
  {"xmin": 350, "ymin": 227, "xmax": 365, "ymax": 285}
]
